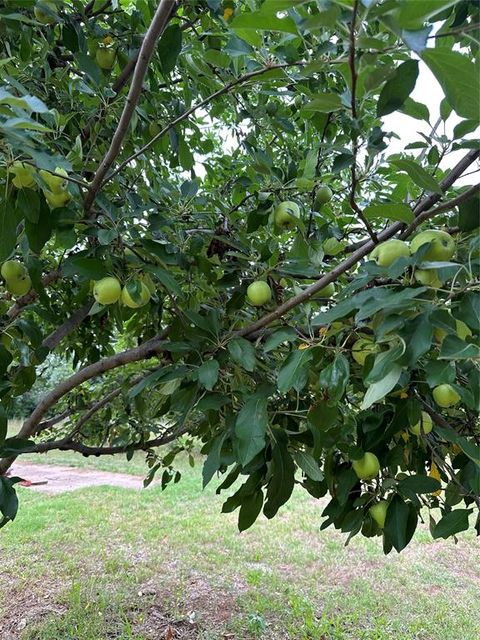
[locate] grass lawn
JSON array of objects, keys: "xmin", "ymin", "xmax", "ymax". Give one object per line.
[{"xmin": 1, "ymin": 442, "xmax": 479, "ymax": 639}]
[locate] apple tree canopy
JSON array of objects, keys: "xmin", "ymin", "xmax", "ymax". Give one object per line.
[{"xmin": 0, "ymin": 0, "xmax": 479, "ymax": 550}]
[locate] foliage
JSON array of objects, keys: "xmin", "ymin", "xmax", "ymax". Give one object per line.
[{"xmin": 0, "ymin": 0, "xmax": 479, "ymax": 549}]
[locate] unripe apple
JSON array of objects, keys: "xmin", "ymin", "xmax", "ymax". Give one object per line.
[
  {"xmin": 93, "ymin": 277, "xmax": 121, "ymax": 305},
  {"xmin": 369, "ymin": 239, "xmax": 409, "ymax": 267},
  {"xmin": 314, "ymin": 185, "xmax": 333, "ymax": 208},
  {"xmin": 352, "ymin": 452, "xmax": 380, "ymax": 480},
  {"xmin": 317, "ymin": 282, "xmax": 335, "ymax": 297},
  {"xmin": 6, "ymin": 275, "xmax": 32, "ymax": 297},
  {"xmin": 1, "ymin": 260, "xmax": 26, "ymax": 281},
  {"xmin": 323, "ymin": 237, "xmax": 344, "ymax": 256},
  {"xmin": 247, "ymin": 281, "xmax": 272, "ymax": 306},
  {"xmin": 39, "ymin": 167, "xmax": 68, "ymax": 193},
  {"xmin": 44, "ymin": 189, "xmax": 71, "ymax": 209},
  {"xmin": 351, "ymin": 337, "xmax": 377, "ymax": 365},
  {"xmin": 96, "ymin": 47, "xmax": 116, "ymax": 70},
  {"xmin": 121, "ymin": 282, "xmax": 151, "ymax": 308},
  {"xmin": 415, "ymin": 268, "xmax": 442, "ymax": 289},
  {"xmin": 148, "ymin": 122, "xmax": 161, "ymax": 137},
  {"xmin": 410, "ymin": 229, "xmax": 455, "ymax": 261},
  {"xmin": 369, "ymin": 499, "xmax": 388, "ymax": 528},
  {"xmin": 432, "ymin": 384, "xmax": 461, "ymax": 408},
  {"xmin": 410, "ymin": 411, "xmax": 433, "ymax": 436},
  {"xmin": 273, "ymin": 201, "xmax": 301, "ymax": 230},
  {"xmin": 34, "ymin": 1, "xmax": 57, "ymax": 25}
]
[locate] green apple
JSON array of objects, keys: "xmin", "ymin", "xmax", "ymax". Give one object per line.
[
  {"xmin": 1, "ymin": 260, "xmax": 26, "ymax": 281},
  {"xmin": 9, "ymin": 162, "xmax": 36, "ymax": 188},
  {"xmin": 34, "ymin": 1, "xmax": 57, "ymax": 25},
  {"xmin": 6, "ymin": 274, "xmax": 32, "ymax": 297},
  {"xmin": 433, "ymin": 384, "xmax": 461, "ymax": 408},
  {"xmin": 247, "ymin": 280, "xmax": 272, "ymax": 306},
  {"xmin": 44, "ymin": 188, "xmax": 71, "ymax": 209},
  {"xmin": 369, "ymin": 239, "xmax": 410, "ymax": 267},
  {"xmin": 96, "ymin": 47, "xmax": 116, "ymax": 70},
  {"xmin": 323, "ymin": 237, "xmax": 344, "ymax": 256},
  {"xmin": 352, "ymin": 452, "xmax": 380, "ymax": 480},
  {"xmin": 410, "ymin": 411, "xmax": 433, "ymax": 436},
  {"xmin": 121, "ymin": 282, "xmax": 151, "ymax": 308},
  {"xmin": 369, "ymin": 500, "xmax": 388, "ymax": 528},
  {"xmin": 314, "ymin": 185, "xmax": 333, "ymax": 208},
  {"xmin": 410, "ymin": 229, "xmax": 455, "ymax": 261},
  {"xmin": 415, "ymin": 268, "xmax": 442, "ymax": 289},
  {"xmin": 39, "ymin": 167, "xmax": 68, "ymax": 193},
  {"xmin": 351, "ymin": 337, "xmax": 377, "ymax": 365},
  {"xmin": 317, "ymin": 282, "xmax": 335, "ymax": 298},
  {"xmin": 148, "ymin": 122, "xmax": 161, "ymax": 137},
  {"xmin": 93, "ymin": 277, "xmax": 122, "ymax": 305},
  {"xmin": 273, "ymin": 201, "xmax": 301, "ymax": 230}
]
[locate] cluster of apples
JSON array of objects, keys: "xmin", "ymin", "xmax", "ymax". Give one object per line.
[
  {"xmin": 9, "ymin": 161, "xmax": 71, "ymax": 209},
  {"xmin": 93, "ymin": 276, "xmax": 154, "ymax": 308},
  {"xmin": 351, "ymin": 452, "xmax": 389, "ymax": 527},
  {"xmin": 369, "ymin": 228, "xmax": 456, "ymax": 288},
  {"xmin": 1, "ymin": 260, "xmax": 32, "ymax": 297}
]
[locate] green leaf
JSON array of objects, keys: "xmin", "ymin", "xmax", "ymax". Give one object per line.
[
  {"xmin": 238, "ymin": 490, "xmax": 264, "ymax": 531},
  {"xmin": 457, "ymin": 293, "xmax": 480, "ymax": 332},
  {"xmin": 384, "ymin": 495, "xmax": 417, "ymax": 552},
  {"xmin": 0, "ymin": 200, "xmax": 21, "ymax": 262},
  {"xmin": 231, "ymin": 12, "xmax": 298, "ymax": 34},
  {"xmin": 425, "ymin": 360, "xmax": 455, "ymax": 387},
  {"xmin": 362, "ymin": 365, "xmax": 402, "ymax": 409},
  {"xmin": 422, "ymin": 49, "xmax": 480, "ymax": 121},
  {"xmin": 264, "ymin": 438, "xmax": 295, "ymax": 518},
  {"xmin": 0, "ymin": 477, "xmax": 19, "ymax": 523},
  {"xmin": 0, "ymin": 405, "xmax": 7, "ymax": 446},
  {"xmin": 366, "ymin": 344, "xmax": 404, "ymax": 384},
  {"xmin": 458, "ymin": 195, "xmax": 480, "ymax": 231},
  {"xmin": 432, "ymin": 509, "xmax": 472, "ymax": 539},
  {"xmin": 377, "ymin": 60, "xmax": 419, "ymax": 117},
  {"xmin": 263, "ymin": 327, "xmax": 297, "ymax": 352},
  {"xmin": 398, "ymin": 474, "xmax": 441, "ymax": 495},
  {"xmin": 277, "ymin": 349, "xmax": 313, "ymax": 393},
  {"xmin": 396, "ymin": 1, "xmax": 463, "ymax": 29},
  {"xmin": 25, "ymin": 198, "xmax": 52, "ymax": 254},
  {"xmin": 294, "ymin": 451, "xmax": 324, "ymax": 481},
  {"xmin": 148, "ymin": 267, "xmax": 182, "ymax": 296},
  {"xmin": 76, "ymin": 52, "xmax": 102, "ymax": 85},
  {"xmin": 439, "ymin": 335, "xmax": 480, "ymax": 360},
  {"xmin": 0, "ymin": 88, "xmax": 49, "ymax": 113},
  {"xmin": 202, "ymin": 432, "xmax": 227, "ymax": 488},
  {"xmin": 228, "ymin": 337, "xmax": 256, "ymax": 372},
  {"xmin": 234, "ymin": 392, "xmax": 269, "ymax": 466},
  {"xmin": 158, "ymin": 24, "xmax": 182, "ymax": 75},
  {"xmin": 399, "ymin": 97, "xmax": 430, "ymax": 122},
  {"xmin": 318, "ymin": 354, "xmax": 350, "ymax": 404},
  {"xmin": 391, "ymin": 158, "xmax": 443, "ymax": 194},
  {"xmin": 302, "ymin": 94, "xmax": 343, "ymax": 113},
  {"xmin": 62, "ymin": 256, "xmax": 108, "ymax": 280},
  {"xmin": 0, "ymin": 437, "xmax": 36, "ymax": 457},
  {"xmin": 364, "ymin": 203, "xmax": 414, "ymax": 223},
  {"xmin": 197, "ymin": 359, "xmax": 219, "ymax": 391}
]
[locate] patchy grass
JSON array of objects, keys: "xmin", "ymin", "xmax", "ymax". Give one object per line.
[{"xmin": 1, "ymin": 446, "xmax": 479, "ymax": 639}]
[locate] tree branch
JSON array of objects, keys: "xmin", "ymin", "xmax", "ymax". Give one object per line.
[
  {"xmin": 105, "ymin": 61, "xmax": 306, "ymax": 184},
  {"xmin": 83, "ymin": 0, "xmax": 177, "ymax": 213},
  {"xmin": 235, "ymin": 150, "xmax": 480, "ymax": 338},
  {"xmin": 41, "ymin": 302, "xmax": 93, "ymax": 352},
  {"xmin": 5, "ymin": 270, "xmax": 61, "ymax": 321}
]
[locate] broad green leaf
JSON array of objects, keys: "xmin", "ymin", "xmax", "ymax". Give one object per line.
[
  {"xmin": 228, "ymin": 337, "xmax": 256, "ymax": 372},
  {"xmin": 0, "ymin": 477, "xmax": 19, "ymax": 523},
  {"xmin": 432, "ymin": 509, "xmax": 472, "ymax": 539},
  {"xmin": 366, "ymin": 344, "xmax": 404, "ymax": 384},
  {"xmin": 400, "ymin": 97, "xmax": 430, "ymax": 121},
  {"xmin": 238, "ymin": 490, "xmax": 264, "ymax": 531},
  {"xmin": 396, "ymin": 0, "xmax": 463, "ymax": 29},
  {"xmin": 0, "ymin": 405, "xmax": 7, "ymax": 445},
  {"xmin": 277, "ymin": 349, "xmax": 313, "ymax": 393},
  {"xmin": 302, "ymin": 94, "xmax": 343, "ymax": 113},
  {"xmin": 364, "ymin": 203, "xmax": 414, "ymax": 223},
  {"xmin": 263, "ymin": 439, "xmax": 295, "ymax": 518},
  {"xmin": 377, "ymin": 60, "xmax": 419, "ymax": 117},
  {"xmin": 422, "ymin": 49, "xmax": 480, "ymax": 121},
  {"xmin": 0, "ymin": 200, "xmax": 21, "ymax": 262},
  {"xmin": 391, "ymin": 158, "xmax": 443, "ymax": 194},
  {"xmin": 384, "ymin": 495, "xmax": 417, "ymax": 552},
  {"xmin": 230, "ymin": 12, "xmax": 298, "ymax": 34},
  {"xmin": 318, "ymin": 354, "xmax": 350, "ymax": 403},
  {"xmin": 263, "ymin": 327, "xmax": 297, "ymax": 352},
  {"xmin": 294, "ymin": 451, "xmax": 324, "ymax": 481},
  {"xmin": 234, "ymin": 393, "xmax": 269, "ymax": 466},
  {"xmin": 0, "ymin": 438, "xmax": 36, "ymax": 457},
  {"xmin": 62, "ymin": 256, "xmax": 108, "ymax": 280},
  {"xmin": 458, "ymin": 195, "xmax": 480, "ymax": 231},
  {"xmin": 197, "ymin": 359, "xmax": 219, "ymax": 391},
  {"xmin": 158, "ymin": 24, "xmax": 182, "ymax": 75},
  {"xmin": 398, "ymin": 474, "xmax": 441, "ymax": 495},
  {"xmin": 362, "ymin": 365, "xmax": 402, "ymax": 409},
  {"xmin": 439, "ymin": 335, "xmax": 480, "ymax": 360},
  {"xmin": 202, "ymin": 432, "xmax": 227, "ymax": 488}
]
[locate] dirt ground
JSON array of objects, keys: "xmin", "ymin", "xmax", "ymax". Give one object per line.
[{"xmin": 10, "ymin": 461, "xmax": 146, "ymax": 493}]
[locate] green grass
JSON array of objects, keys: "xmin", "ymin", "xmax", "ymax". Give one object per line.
[{"xmin": 1, "ymin": 450, "xmax": 479, "ymax": 640}]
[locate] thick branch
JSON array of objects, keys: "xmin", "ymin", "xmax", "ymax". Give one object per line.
[
  {"xmin": 41, "ymin": 302, "xmax": 93, "ymax": 352},
  {"xmin": 84, "ymin": 0, "xmax": 177, "ymax": 213},
  {"xmin": 106, "ymin": 62, "xmax": 306, "ymax": 183},
  {"xmin": 236, "ymin": 150, "xmax": 480, "ymax": 338}
]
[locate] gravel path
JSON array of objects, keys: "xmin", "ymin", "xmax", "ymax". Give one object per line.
[{"xmin": 10, "ymin": 461, "xmax": 145, "ymax": 493}]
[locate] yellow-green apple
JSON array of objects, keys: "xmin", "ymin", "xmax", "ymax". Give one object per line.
[
  {"xmin": 317, "ymin": 282, "xmax": 335, "ymax": 297},
  {"xmin": 273, "ymin": 201, "xmax": 300, "ymax": 229},
  {"xmin": 369, "ymin": 239, "xmax": 410, "ymax": 267},
  {"xmin": 433, "ymin": 384, "xmax": 461, "ymax": 408},
  {"xmin": 314, "ymin": 185, "xmax": 333, "ymax": 207},
  {"xmin": 44, "ymin": 189, "xmax": 71, "ymax": 209},
  {"xmin": 121, "ymin": 282, "xmax": 151, "ymax": 308},
  {"xmin": 415, "ymin": 268, "xmax": 443, "ymax": 289},
  {"xmin": 6, "ymin": 275, "xmax": 32, "ymax": 296},
  {"xmin": 352, "ymin": 452, "xmax": 380, "ymax": 480},
  {"xmin": 410, "ymin": 229, "xmax": 455, "ymax": 261},
  {"xmin": 39, "ymin": 167, "xmax": 68, "ymax": 193},
  {"xmin": 247, "ymin": 281, "xmax": 272, "ymax": 306},
  {"xmin": 410, "ymin": 411, "xmax": 433, "ymax": 436},
  {"xmin": 93, "ymin": 277, "xmax": 121, "ymax": 305},
  {"xmin": 351, "ymin": 337, "xmax": 378, "ymax": 365},
  {"xmin": 369, "ymin": 499, "xmax": 388, "ymax": 528},
  {"xmin": 96, "ymin": 47, "xmax": 116, "ymax": 70},
  {"xmin": 1, "ymin": 260, "xmax": 26, "ymax": 281}
]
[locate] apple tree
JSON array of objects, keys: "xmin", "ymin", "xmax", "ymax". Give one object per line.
[{"xmin": 0, "ymin": 0, "xmax": 479, "ymax": 551}]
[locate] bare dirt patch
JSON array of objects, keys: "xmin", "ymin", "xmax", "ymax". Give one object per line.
[{"xmin": 10, "ymin": 461, "xmax": 146, "ymax": 493}]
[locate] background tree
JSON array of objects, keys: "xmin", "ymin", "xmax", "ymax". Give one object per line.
[{"xmin": 0, "ymin": 0, "xmax": 479, "ymax": 551}]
